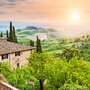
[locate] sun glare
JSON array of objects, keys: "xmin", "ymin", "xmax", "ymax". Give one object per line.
[{"xmin": 72, "ymin": 12, "xmax": 79, "ymax": 20}]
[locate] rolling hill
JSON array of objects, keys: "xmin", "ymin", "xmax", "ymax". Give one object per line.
[{"xmin": 16, "ymin": 26, "xmax": 62, "ymax": 44}]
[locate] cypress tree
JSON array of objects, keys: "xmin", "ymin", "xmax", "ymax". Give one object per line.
[
  {"xmin": 0, "ymin": 32, "xmax": 3, "ymax": 37},
  {"xmin": 9, "ymin": 21, "xmax": 13, "ymax": 42},
  {"xmin": 8, "ymin": 22, "xmax": 17, "ymax": 43},
  {"xmin": 13, "ymin": 26, "xmax": 17, "ymax": 43},
  {"xmin": 6, "ymin": 30, "xmax": 9, "ymax": 40},
  {"xmin": 30, "ymin": 40, "xmax": 34, "ymax": 47},
  {"xmin": 36, "ymin": 36, "xmax": 42, "ymax": 53}
]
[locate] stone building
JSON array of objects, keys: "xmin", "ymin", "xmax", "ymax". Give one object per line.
[{"xmin": 0, "ymin": 37, "xmax": 34, "ymax": 68}]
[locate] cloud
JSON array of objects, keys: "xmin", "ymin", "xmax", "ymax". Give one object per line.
[
  {"xmin": 0, "ymin": 1, "xmax": 16, "ymax": 7},
  {"xmin": 16, "ymin": 10, "xmax": 23, "ymax": 13},
  {"xmin": 16, "ymin": 10, "xmax": 26, "ymax": 14},
  {"xmin": 7, "ymin": 0, "xmax": 16, "ymax": 2},
  {"xmin": 37, "ymin": 11, "xmax": 50, "ymax": 15},
  {"xmin": 0, "ymin": 0, "xmax": 27, "ymax": 7},
  {"xmin": 0, "ymin": 11, "xmax": 7, "ymax": 14},
  {"xmin": 8, "ymin": 0, "xmax": 38, "ymax": 5},
  {"xmin": 7, "ymin": 0, "xmax": 26, "ymax": 3},
  {"xmin": 0, "ymin": 1, "xmax": 6, "ymax": 6}
]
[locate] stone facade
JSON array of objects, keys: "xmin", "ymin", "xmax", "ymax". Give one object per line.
[{"xmin": 0, "ymin": 50, "xmax": 32, "ymax": 68}]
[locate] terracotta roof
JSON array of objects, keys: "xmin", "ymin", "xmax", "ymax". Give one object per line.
[{"xmin": 0, "ymin": 39, "xmax": 34, "ymax": 55}]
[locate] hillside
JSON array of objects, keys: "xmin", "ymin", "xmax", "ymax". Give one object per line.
[
  {"xmin": 16, "ymin": 26, "xmax": 62, "ymax": 44},
  {"xmin": 16, "ymin": 26, "xmax": 90, "ymax": 55}
]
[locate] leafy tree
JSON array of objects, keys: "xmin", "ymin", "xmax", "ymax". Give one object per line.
[
  {"xmin": 78, "ymin": 42, "xmax": 90, "ymax": 61},
  {"xmin": 86, "ymin": 34, "xmax": 90, "ymax": 38},
  {"xmin": 27, "ymin": 51, "xmax": 54, "ymax": 90},
  {"xmin": 0, "ymin": 62, "xmax": 38, "ymax": 90},
  {"xmin": 46, "ymin": 59, "xmax": 68, "ymax": 89},
  {"xmin": 74, "ymin": 37, "xmax": 81, "ymax": 42},
  {"xmin": 46, "ymin": 57, "xmax": 90, "ymax": 89},
  {"xmin": 61, "ymin": 48, "xmax": 81, "ymax": 62},
  {"xmin": 30, "ymin": 40, "xmax": 34, "ymax": 47},
  {"xmin": 0, "ymin": 62, "xmax": 13, "ymax": 80},
  {"xmin": 61, "ymin": 38, "xmax": 67, "ymax": 44},
  {"xmin": 65, "ymin": 58, "xmax": 90, "ymax": 87}
]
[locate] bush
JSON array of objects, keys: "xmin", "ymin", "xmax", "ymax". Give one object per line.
[{"xmin": 59, "ymin": 84, "xmax": 88, "ymax": 90}]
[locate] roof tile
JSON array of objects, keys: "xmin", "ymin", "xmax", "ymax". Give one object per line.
[{"xmin": 0, "ymin": 39, "xmax": 34, "ymax": 54}]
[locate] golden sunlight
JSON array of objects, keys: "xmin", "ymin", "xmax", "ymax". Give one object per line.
[{"xmin": 72, "ymin": 12, "xmax": 79, "ymax": 20}]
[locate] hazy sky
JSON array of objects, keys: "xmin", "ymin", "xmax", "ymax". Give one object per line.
[{"xmin": 0, "ymin": 0, "xmax": 90, "ymax": 24}]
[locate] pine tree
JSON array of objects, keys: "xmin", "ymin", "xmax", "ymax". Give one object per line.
[
  {"xmin": 36, "ymin": 36, "xmax": 42, "ymax": 53},
  {"xmin": 13, "ymin": 26, "xmax": 17, "ymax": 43},
  {"xmin": 30, "ymin": 40, "xmax": 34, "ymax": 47}
]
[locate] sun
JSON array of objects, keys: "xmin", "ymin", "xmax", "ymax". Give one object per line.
[{"xmin": 72, "ymin": 12, "xmax": 79, "ymax": 20}]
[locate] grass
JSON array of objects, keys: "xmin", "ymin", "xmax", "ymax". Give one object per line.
[
  {"xmin": 49, "ymin": 49, "xmax": 63, "ymax": 54},
  {"xmin": 17, "ymin": 37, "xmax": 30, "ymax": 45}
]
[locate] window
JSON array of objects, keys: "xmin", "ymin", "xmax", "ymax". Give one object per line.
[
  {"xmin": 15, "ymin": 52, "xmax": 20, "ymax": 56},
  {"xmin": 2, "ymin": 54, "xmax": 8, "ymax": 60}
]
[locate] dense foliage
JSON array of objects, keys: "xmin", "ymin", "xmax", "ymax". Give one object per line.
[
  {"xmin": 0, "ymin": 62, "xmax": 38, "ymax": 90},
  {"xmin": 78, "ymin": 42, "xmax": 90, "ymax": 61},
  {"xmin": 1, "ymin": 50, "xmax": 90, "ymax": 90},
  {"xmin": 60, "ymin": 48, "xmax": 81, "ymax": 62}
]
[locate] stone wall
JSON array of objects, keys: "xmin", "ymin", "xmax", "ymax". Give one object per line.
[
  {"xmin": 10, "ymin": 50, "xmax": 31, "ymax": 68},
  {"xmin": 0, "ymin": 50, "xmax": 32, "ymax": 68}
]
